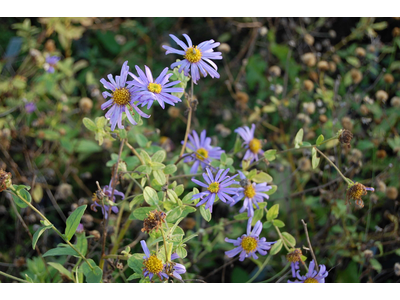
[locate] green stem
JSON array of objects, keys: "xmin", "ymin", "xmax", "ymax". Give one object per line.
[
  {"xmin": 179, "ymin": 79, "xmax": 194, "ymax": 158},
  {"xmin": 247, "ymin": 255, "xmax": 272, "ymax": 283},
  {"xmin": 0, "ymin": 270, "xmax": 29, "ymax": 283},
  {"xmin": 8, "ymin": 187, "xmax": 94, "ymax": 271},
  {"xmin": 314, "ymin": 147, "xmax": 353, "ymax": 186},
  {"xmin": 160, "ymin": 224, "xmax": 170, "ymax": 263},
  {"xmin": 259, "ymin": 262, "xmax": 290, "ymax": 283},
  {"xmin": 274, "ymin": 226, "xmax": 290, "ymax": 252}
]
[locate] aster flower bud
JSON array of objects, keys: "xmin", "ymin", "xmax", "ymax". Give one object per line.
[
  {"xmin": 141, "ymin": 210, "xmax": 166, "ymax": 234},
  {"xmin": 0, "ymin": 169, "xmax": 12, "ymax": 192}
]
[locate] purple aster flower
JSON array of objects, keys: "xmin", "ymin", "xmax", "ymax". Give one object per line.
[
  {"xmin": 235, "ymin": 124, "xmax": 264, "ymax": 164},
  {"xmin": 230, "ymin": 171, "xmax": 272, "ymax": 217},
  {"xmin": 140, "ymin": 240, "xmax": 169, "ymax": 281},
  {"xmin": 90, "ymin": 179, "xmax": 124, "ymax": 219},
  {"xmin": 163, "ymin": 34, "xmax": 222, "ymax": 84},
  {"xmin": 225, "ymin": 217, "xmax": 275, "ymax": 261},
  {"xmin": 184, "ymin": 129, "xmax": 225, "ymax": 174},
  {"xmin": 76, "ymin": 223, "xmax": 84, "ymax": 234},
  {"xmin": 25, "ymin": 102, "xmax": 36, "ymax": 114},
  {"xmin": 192, "ymin": 168, "xmax": 238, "ymax": 213},
  {"xmin": 288, "ymin": 260, "xmax": 329, "ymax": 283},
  {"xmin": 127, "ymin": 65, "xmax": 184, "ymax": 109},
  {"xmin": 167, "ymin": 253, "xmax": 187, "ymax": 280},
  {"xmin": 100, "ymin": 61, "xmax": 150, "ymax": 131},
  {"xmin": 44, "ymin": 56, "xmax": 60, "ymax": 73}
]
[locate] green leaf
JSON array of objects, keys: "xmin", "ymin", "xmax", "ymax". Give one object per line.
[
  {"xmin": 127, "ymin": 273, "xmax": 142, "ymax": 281},
  {"xmin": 164, "ymin": 164, "xmax": 177, "ymax": 175},
  {"xmin": 153, "ymin": 170, "xmax": 166, "ymax": 185},
  {"xmin": 281, "ymin": 232, "xmax": 296, "ymax": 247},
  {"xmin": 294, "ymin": 129, "xmax": 304, "ymax": 148},
  {"xmin": 75, "ymin": 140, "xmax": 102, "ymax": 154},
  {"xmin": 76, "ymin": 232, "xmax": 88, "ymax": 257},
  {"xmin": 252, "ymin": 172, "xmax": 273, "ymax": 183},
  {"xmin": 220, "ymin": 152, "xmax": 227, "ymax": 164},
  {"xmin": 176, "ymin": 246, "xmax": 187, "ymax": 259},
  {"xmin": 82, "ymin": 118, "xmax": 97, "ymax": 131},
  {"xmin": 181, "ymin": 233, "xmax": 198, "ymax": 244},
  {"xmin": 269, "ymin": 239, "xmax": 283, "ymax": 255},
  {"xmin": 266, "ymin": 185, "xmax": 277, "ymax": 195},
  {"xmin": 272, "ymin": 219, "xmax": 285, "ymax": 228},
  {"xmin": 43, "ymin": 246, "xmax": 78, "ymax": 257},
  {"xmin": 266, "ymin": 204, "xmax": 279, "ymax": 221},
  {"xmin": 311, "ymin": 147, "xmax": 320, "ymax": 169},
  {"xmin": 136, "ymin": 134, "xmax": 148, "ymax": 148},
  {"xmin": 264, "ymin": 149, "xmax": 277, "ymax": 161},
  {"xmin": 150, "ymin": 162, "xmax": 165, "ymax": 170},
  {"xmin": 166, "ymin": 207, "xmax": 183, "ymax": 223},
  {"xmin": 199, "ymin": 205, "xmax": 211, "ymax": 222},
  {"xmin": 143, "ymin": 187, "xmax": 159, "ymax": 206},
  {"xmin": 369, "ymin": 258, "xmax": 382, "ymax": 273},
  {"xmin": 140, "ymin": 150, "xmax": 152, "ymax": 164},
  {"xmin": 65, "ymin": 205, "xmax": 87, "ymax": 241},
  {"xmin": 128, "ymin": 253, "xmax": 146, "ymax": 274},
  {"xmin": 11, "ymin": 189, "xmax": 31, "ymax": 208},
  {"xmin": 131, "ymin": 206, "xmax": 156, "ymax": 221},
  {"xmin": 152, "ymin": 150, "xmax": 166, "ymax": 163},
  {"xmin": 32, "ymin": 225, "xmax": 52, "ymax": 249},
  {"xmin": 234, "ymin": 212, "xmax": 249, "ymax": 220},
  {"xmin": 47, "ymin": 262, "xmax": 73, "ymax": 281},
  {"xmin": 346, "ymin": 56, "xmax": 360, "ymax": 68},
  {"xmin": 316, "ymin": 134, "xmax": 324, "ymax": 146},
  {"xmin": 81, "ymin": 259, "xmax": 102, "ymax": 283},
  {"xmin": 119, "ymin": 128, "xmax": 127, "ymax": 139}
]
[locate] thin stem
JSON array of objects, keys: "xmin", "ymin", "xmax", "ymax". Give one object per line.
[
  {"xmin": 274, "ymin": 226, "xmax": 290, "ymax": 252},
  {"xmin": 161, "ymin": 223, "xmax": 170, "ymax": 263},
  {"xmin": 7, "ymin": 188, "xmax": 93, "ymax": 270},
  {"xmin": 125, "ymin": 141, "xmax": 145, "ymax": 165},
  {"xmin": 259, "ymin": 262, "xmax": 290, "ymax": 283},
  {"xmin": 301, "ymin": 219, "xmax": 319, "ymax": 273},
  {"xmin": 314, "ymin": 147, "xmax": 353, "ymax": 185},
  {"xmin": 179, "ymin": 79, "xmax": 194, "ymax": 158},
  {"xmin": 246, "ymin": 255, "xmax": 272, "ymax": 283},
  {"xmin": 0, "ymin": 270, "xmax": 29, "ymax": 283}
]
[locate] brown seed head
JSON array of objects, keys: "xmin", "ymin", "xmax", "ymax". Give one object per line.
[
  {"xmin": 386, "ymin": 187, "xmax": 398, "ymax": 200},
  {"xmin": 332, "ymin": 54, "xmax": 341, "ymax": 64},
  {"xmin": 319, "ymin": 114, "xmax": 328, "ymax": 123},
  {"xmin": 309, "ymin": 71, "xmax": 318, "ymax": 82},
  {"xmin": 346, "ymin": 183, "xmax": 374, "ymax": 208},
  {"xmin": 376, "ymin": 150, "xmax": 387, "ymax": 159},
  {"xmin": 142, "ymin": 210, "xmax": 166, "ymax": 234},
  {"xmin": 0, "ymin": 169, "xmax": 12, "ymax": 192},
  {"xmin": 393, "ymin": 27, "xmax": 400, "ymax": 37},
  {"xmin": 329, "ymin": 61, "xmax": 337, "ymax": 72},
  {"xmin": 350, "ymin": 69, "xmax": 363, "ymax": 84},
  {"xmin": 302, "ymin": 52, "xmax": 317, "ymax": 67},
  {"xmin": 79, "ymin": 97, "xmax": 93, "ymax": 113},
  {"xmin": 304, "ymin": 34, "xmax": 314, "ymax": 46},
  {"xmin": 286, "ymin": 248, "xmax": 302, "ymax": 263},
  {"xmin": 391, "ymin": 96, "xmax": 400, "ymax": 107},
  {"xmin": 218, "ymin": 43, "xmax": 231, "ymax": 53},
  {"xmin": 383, "ymin": 74, "xmax": 394, "ymax": 84},
  {"xmin": 376, "ymin": 90, "xmax": 389, "ymax": 102},
  {"xmin": 298, "ymin": 157, "xmax": 311, "ymax": 172},
  {"xmin": 45, "ymin": 39, "xmax": 56, "ymax": 52},
  {"xmin": 360, "ymin": 104, "xmax": 369, "ymax": 115},
  {"xmin": 355, "ymin": 47, "xmax": 366, "ymax": 57},
  {"xmin": 317, "ymin": 61, "xmax": 329, "ymax": 72},
  {"xmin": 269, "ymin": 65, "xmax": 281, "ymax": 77},
  {"xmin": 338, "ymin": 129, "xmax": 353, "ymax": 146},
  {"xmin": 341, "ymin": 116, "xmax": 353, "ymax": 131},
  {"xmin": 303, "ymin": 80, "xmax": 314, "ymax": 92},
  {"xmin": 236, "ymin": 91, "xmax": 249, "ymax": 104}
]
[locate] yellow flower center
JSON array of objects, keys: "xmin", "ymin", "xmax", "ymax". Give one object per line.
[
  {"xmin": 244, "ymin": 184, "xmax": 256, "ymax": 198},
  {"xmin": 208, "ymin": 182, "xmax": 220, "ymax": 193},
  {"xmin": 143, "ymin": 254, "xmax": 164, "ymax": 274},
  {"xmin": 147, "ymin": 83, "xmax": 162, "ymax": 94},
  {"xmin": 184, "ymin": 46, "xmax": 202, "ymax": 63},
  {"xmin": 241, "ymin": 236, "xmax": 258, "ymax": 253},
  {"xmin": 112, "ymin": 87, "xmax": 131, "ymax": 106},
  {"xmin": 195, "ymin": 148, "xmax": 209, "ymax": 161},
  {"xmin": 304, "ymin": 277, "xmax": 319, "ymax": 283},
  {"xmin": 249, "ymin": 138, "xmax": 261, "ymax": 153}
]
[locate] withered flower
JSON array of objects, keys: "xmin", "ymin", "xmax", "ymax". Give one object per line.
[
  {"xmin": 346, "ymin": 183, "xmax": 374, "ymax": 208},
  {"xmin": 142, "ymin": 210, "xmax": 166, "ymax": 234},
  {"xmin": 0, "ymin": 169, "xmax": 12, "ymax": 192},
  {"xmin": 338, "ymin": 129, "xmax": 353, "ymax": 148}
]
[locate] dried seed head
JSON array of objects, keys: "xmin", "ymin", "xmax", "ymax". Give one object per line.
[
  {"xmin": 168, "ymin": 107, "xmax": 180, "ymax": 118},
  {"xmin": 386, "ymin": 187, "xmax": 398, "ymax": 200},
  {"xmin": 350, "ymin": 69, "xmax": 363, "ymax": 84},
  {"xmin": 360, "ymin": 104, "xmax": 369, "ymax": 115},
  {"xmin": 259, "ymin": 26, "xmax": 268, "ymax": 36},
  {"xmin": 303, "ymin": 79, "xmax": 314, "ymax": 92},
  {"xmin": 338, "ymin": 129, "xmax": 353, "ymax": 146},
  {"xmin": 329, "ymin": 61, "xmax": 337, "ymax": 72},
  {"xmin": 391, "ymin": 96, "xmax": 400, "ymax": 108},
  {"xmin": 376, "ymin": 150, "xmax": 387, "ymax": 159},
  {"xmin": 383, "ymin": 74, "xmax": 394, "ymax": 84},
  {"xmin": 341, "ymin": 116, "xmax": 353, "ymax": 131},
  {"xmin": 349, "ymin": 148, "xmax": 363, "ymax": 164},
  {"xmin": 79, "ymin": 97, "xmax": 93, "ymax": 113},
  {"xmin": 0, "ymin": 169, "xmax": 12, "ymax": 192},
  {"xmin": 301, "ymin": 52, "xmax": 317, "ymax": 67},
  {"xmin": 304, "ymin": 34, "xmax": 314, "ymax": 46},
  {"xmin": 55, "ymin": 183, "xmax": 73, "ymax": 200},
  {"xmin": 394, "ymin": 263, "xmax": 400, "ymax": 276},
  {"xmin": 355, "ymin": 47, "xmax": 366, "ymax": 57},
  {"xmin": 376, "ymin": 180, "xmax": 386, "ymax": 193},
  {"xmin": 286, "ymin": 248, "xmax": 303, "ymax": 263},
  {"xmin": 236, "ymin": 91, "xmax": 249, "ymax": 104},
  {"xmin": 303, "ymin": 102, "xmax": 315, "ymax": 114},
  {"xmin": 298, "ymin": 157, "xmax": 311, "ymax": 172},
  {"xmin": 141, "ymin": 210, "xmax": 166, "ymax": 234},
  {"xmin": 363, "ymin": 250, "xmax": 373, "ymax": 259},
  {"xmin": 393, "ymin": 27, "xmax": 400, "ymax": 37},
  {"xmin": 332, "ymin": 54, "xmax": 341, "ymax": 63},
  {"xmin": 269, "ymin": 65, "xmax": 281, "ymax": 77},
  {"xmin": 346, "ymin": 183, "xmax": 374, "ymax": 208},
  {"xmin": 319, "ymin": 114, "xmax": 328, "ymax": 123},
  {"xmin": 317, "ymin": 61, "xmax": 329, "ymax": 72},
  {"xmin": 376, "ymin": 90, "xmax": 389, "ymax": 103},
  {"xmin": 45, "ymin": 39, "xmax": 56, "ymax": 52},
  {"xmin": 89, "ymin": 230, "xmax": 101, "ymax": 240},
  {"xmin": 218, "ymin": 43, "xmax": 231, "ymax": 53}
]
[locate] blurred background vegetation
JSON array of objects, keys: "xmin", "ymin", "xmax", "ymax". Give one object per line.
[{"xmin": 1, "ymin": 17, "xmax": 400, "ymax": 283}]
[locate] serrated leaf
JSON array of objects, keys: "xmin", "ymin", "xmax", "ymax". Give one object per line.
[
  {"xmin": 266, "ymin": 204, "xmax": 279, "ymax": 221},
  {"xmin": 143, "ymin": 187, "xmax": 159, "ymax": 206},
  {"xmin": 199, "ymin": 205, "xmax": 211, "ymax": 222},
  {"xmin": 269, "ymin": 239, "xmax": 282, "ymax": 255},
  {"xmin": 65, "ymin": 205, "xmax": 87, "ymax": 241}
]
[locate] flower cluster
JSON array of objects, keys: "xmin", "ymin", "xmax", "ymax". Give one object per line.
[{"xmin": 288, "ymin": 260, "xmax": 329, "ymax": 283}]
